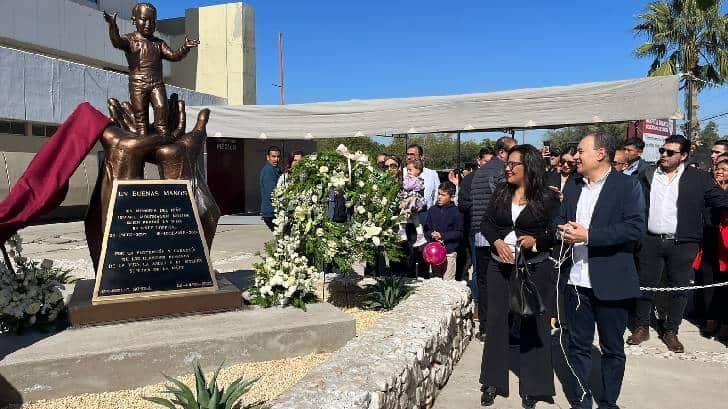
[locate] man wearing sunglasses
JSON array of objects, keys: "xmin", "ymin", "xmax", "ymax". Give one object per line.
[{"xmin": 628, "ymin": 135, "xmax": 728, "ymax": 353}]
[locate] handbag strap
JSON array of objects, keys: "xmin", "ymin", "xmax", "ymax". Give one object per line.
[{"xmin": 514, "ymin": 245, "xmax": 531, "ymax": 277}]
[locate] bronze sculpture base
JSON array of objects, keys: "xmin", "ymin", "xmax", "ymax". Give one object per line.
[{"xmin": 67, "ymin": 274, "xmax": 242, "ymax": 327}]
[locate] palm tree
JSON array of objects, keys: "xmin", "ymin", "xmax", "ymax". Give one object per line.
[{"xmin": 634, "ymin": 0, "xmax": 728, "ymax": 143}]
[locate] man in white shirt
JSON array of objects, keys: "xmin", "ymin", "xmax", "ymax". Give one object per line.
[
  {"xmin": 557, "ymin": 132, "xmax": 645, "ymax": 409},
  {"xmin": 628, "ymin": 135, "xmax": 728, "ymax": 353},
  {"xmin": 404, "ymin": 144, "xmax": 440, "ymax": 208}
]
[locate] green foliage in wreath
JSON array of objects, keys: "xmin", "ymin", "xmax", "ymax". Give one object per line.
[{"xmin": 248, "ymin": 145, "xmax": 404, "ymax": 308}]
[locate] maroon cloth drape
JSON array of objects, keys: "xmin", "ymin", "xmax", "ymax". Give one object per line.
[{"xmin": 0, "ymin": 103, "xmax": 110, "ymax": 243}]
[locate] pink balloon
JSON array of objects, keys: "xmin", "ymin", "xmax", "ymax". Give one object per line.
[{"xmin": 423, "ymin": 241, "xmax": 447, "ymax": 266}]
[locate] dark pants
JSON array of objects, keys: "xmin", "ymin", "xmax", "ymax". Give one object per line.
[
  {"xmin": 480, "ymin": 259, "xmax": 555, "ymax": 398},
  {"xmin": 634, "ymin": 235, "xmax": 699, "ymax": 334},
  {"xmin": 456, "ymin": 237, "xmax": 471, "ymax": 281},
  {"xmin": 476, "ymin": 246, "xmax": 491, "ymax": 332},
  {"xmin": 262, "ymin": 216, "xmax": 275, "ymax": 231},
  {"xmin": 566, "ymin": 286, "xmax": 630, "ymax": 409},
  {"xmin": 708, "ymin": 273, "xmax": 728, "ymax": 324}
]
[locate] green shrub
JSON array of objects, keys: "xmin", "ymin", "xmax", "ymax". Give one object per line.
[
  {"xmin": 143, "ymin": 361, "xmax": 269, "ymax": 409},
  {"xmin": 363, "ymin": 275, "xmax": 412, "ymax": 311}
]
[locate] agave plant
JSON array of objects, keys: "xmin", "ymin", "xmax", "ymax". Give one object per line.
[
  {"xmin": 363, "ymin": 275, "xmax": 412, "ymax": 311},
  {"xmin": 143, "ymin": 362, "xmax": 269, "ymax": 409}
]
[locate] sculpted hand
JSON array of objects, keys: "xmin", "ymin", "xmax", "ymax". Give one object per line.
[
  {"xmin": 103, "ymin": 11, "xmax": 117, "ymax": 26},
  {"xmin": 184, "ymin": 36, "xmax": 200, "ymax": 48},
  {"xmin": 494, "ymin": 239, "xmax": 514, "ymax": 263}
]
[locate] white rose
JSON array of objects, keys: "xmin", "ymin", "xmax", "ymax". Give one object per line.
[
  {"xmin": 356, "ymin": 206, "xmax": 366, "ymax": 214},
  {"xmin": 319, "ymin": 165, "xmax": 329, "ymax": 174},
  {"xmin": 311, "ymin": 195, "xmax": 318, "ymax": 203},
  {"xmin": 372, "ymin": 185, "xmax": 378, "ymax": 191},
  {"xmin": 358, "ymin": 181, "xmax": 365, "ymax": 187},
  {"xmin": 260, "ymin": 285, "xmax": 272, "ymax": 296},
  {"xmin": 242, "ymin": 290, "xmax": 252, "ymax": 301},
  {"xmin": 316, "ymin": 228, "xmax": 325, "ymax": 237},
  {"xmin": 382, "ymin": 197, "xmax": 388, "ymax": 205},
  {"xmin": 372, "ymin": 236, "xmax": 381, "ymax": 246},
  {"xmin": 335, "ymin": 144, "xmax": 349, "ymax": 156}
]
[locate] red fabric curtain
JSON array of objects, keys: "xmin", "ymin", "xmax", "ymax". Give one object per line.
[{"xmin": 0, "ymin": 103, "xmax": 110, "ymax": 243}]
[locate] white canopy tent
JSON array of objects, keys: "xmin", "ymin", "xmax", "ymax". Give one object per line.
[{"xmin": 187, "ymin": 75, "xmax": 681, "ymax": 140}]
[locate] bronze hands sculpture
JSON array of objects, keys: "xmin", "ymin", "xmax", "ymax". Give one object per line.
[
  {"xmin": 86, "ymin": 3, "xmax": 219, "ymax": 271},
  {"xmin": 84, "ymin": 95, "xmax": 221, "ymax": 270}
]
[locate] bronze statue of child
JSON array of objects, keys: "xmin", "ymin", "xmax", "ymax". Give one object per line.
[{"xmin": 103, "ymin": 3, "xmax": 199, "ymax": 139}]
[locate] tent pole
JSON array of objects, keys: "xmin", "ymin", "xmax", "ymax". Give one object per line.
[{"xmin": 456, "ymin": 131, "xmax": 461, "ymax": 175}]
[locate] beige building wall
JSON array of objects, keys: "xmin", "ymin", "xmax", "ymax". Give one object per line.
[{"xmin": 165, "ymin": 3, "xmax": 256, "ymax": 106}]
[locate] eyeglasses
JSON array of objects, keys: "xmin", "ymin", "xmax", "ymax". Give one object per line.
[
  {"xmin": 658, "ymin": 148, "xmax": 681, "ymax": 157},
  {"xmin": 560, "ymin": 160, "xmax": 575, "ymax": 166},
  {"xmin": 505, "ymin": 161, "xmax": 524, "ymax": 169}
]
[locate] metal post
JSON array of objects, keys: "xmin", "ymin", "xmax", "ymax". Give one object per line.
[
  {"xmin": 456, "ymin": 131, "xmax": 461, "ymax": 175},
  {"xmin": 278, "ymin": 33, "xmax": 285, "ymax": 105}
]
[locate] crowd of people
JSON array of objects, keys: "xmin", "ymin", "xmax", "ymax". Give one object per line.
[{"xmin": 258, "ymin": 132, "xmax": 728, "ymax": 409}]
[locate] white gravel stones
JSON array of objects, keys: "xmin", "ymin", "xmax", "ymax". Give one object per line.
[{"xmin": 271, "ymin": 278, "xmax": 473, "ymax": 409}]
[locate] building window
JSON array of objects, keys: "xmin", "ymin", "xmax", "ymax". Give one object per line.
[
  {"xmin": 0, "ymin": 120, "xmax": 26, "ymax": 135},
  {"xmin": 30, "ymin": 123, "xmax": 60, "ymax": 137}
]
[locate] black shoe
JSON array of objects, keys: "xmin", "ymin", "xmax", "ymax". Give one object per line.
[
  {"xmin": 522, "ymin": 396, "xmax": 537, "ymax": 409},
  {"xmin": 480, "ymin": 386, "xmax": 497, "ymax": 406}
]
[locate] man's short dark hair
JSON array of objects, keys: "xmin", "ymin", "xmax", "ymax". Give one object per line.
[
  {"xmin": 463, "ymin": 162, "xmax": 477, "ymax": 172},
  {"xmin": 438, "ymin": 181, "xmax": 456, "ymax": 197},
  {"xmin": 478, "ymin": 147, "xmax": 494, "ymax": 159},
  {"xmin": 266, "ymin": 145, "xmax": 281, "ymax": 155},
  {"xmin": 495, "ymin": 136, "xmax": 517, "ymax": 153},
  {"xmin": 623, "ymin": 137, "xmax": 645, "ymax": 151},
  {"xmin": 664, "ymin": 134, "xmax": 690, "ymax": 153},
  {"xmin": 714, "ymin": 139, "xmax": 728, "ymax": 150},
  {"xmin": 407, "ymin": 144, "xmax": 424, "ymax": 156},
  {"xmin": 589, "ymin": 132, "xmax": 618, "ymax": 162}
]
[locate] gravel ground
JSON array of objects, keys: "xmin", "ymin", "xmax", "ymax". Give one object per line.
[
  {"xmin": 5, "ymin": 296, "xmax": 385, "ymax": 409},
  {"xmin": 9, "ymin": 353, "xmax": 331, "ymax": 409}
]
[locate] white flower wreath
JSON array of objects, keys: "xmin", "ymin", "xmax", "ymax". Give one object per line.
[{"xmin": 250, "ymin": 145, "xmax": 405, "ymax": 308}]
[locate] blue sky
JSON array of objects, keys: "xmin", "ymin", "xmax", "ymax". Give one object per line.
[{"xmin": 151, "ymin": 0, "xmax": 728, "ymax": 143}]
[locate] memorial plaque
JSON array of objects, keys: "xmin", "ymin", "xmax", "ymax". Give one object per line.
[{"xmin": 92, "ymin": 180, "xmax": 217, "ymax": 304}]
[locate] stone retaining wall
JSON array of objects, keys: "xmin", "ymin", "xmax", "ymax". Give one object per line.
[{"xmin": 272, "ymin": 278, "xmax": 473, "ymax": 409}]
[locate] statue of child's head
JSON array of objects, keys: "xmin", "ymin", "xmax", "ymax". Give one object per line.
[{"xmin": 131, "ymin": 2, "xmax": 157, "ymax": 38}]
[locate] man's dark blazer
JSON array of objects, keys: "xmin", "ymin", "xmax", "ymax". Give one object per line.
[
  {"xmin": 625, "ymin": 158, "xmax": 650, "ymax": 178},
  {"xmin": 638, "ymin": 164, "xmax": 728, "ymax": 243},
  {"xmin": 555, "ymin": 170, "xmax": 646, "ymax": 301}
]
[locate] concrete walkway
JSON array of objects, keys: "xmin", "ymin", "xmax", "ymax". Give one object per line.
[{"xmin": 434, "ymin": 322, "xmax": 728, "ymax": 409}]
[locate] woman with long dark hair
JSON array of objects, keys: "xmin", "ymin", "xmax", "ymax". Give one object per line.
[{"xmin": 479, "ymin": 144, "xmax": 560, "ymax": 408}]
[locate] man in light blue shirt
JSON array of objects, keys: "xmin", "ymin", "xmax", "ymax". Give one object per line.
[{"xmin": 404, "ymin": 144, "xmax": 440, "ymax": 208}]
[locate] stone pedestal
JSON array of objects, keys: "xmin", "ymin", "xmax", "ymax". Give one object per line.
[{"xmin": 68, "ymin": 274, "xmax": 242, "ymax": 327}]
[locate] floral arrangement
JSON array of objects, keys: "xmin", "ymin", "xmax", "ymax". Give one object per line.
[
  {"xmin": 0, "ymin": 235, "xmax": 69, "ymax": 333},
  {"xmin": 248, "ymin": 144, "xmax": 404, "ymax": 308}
]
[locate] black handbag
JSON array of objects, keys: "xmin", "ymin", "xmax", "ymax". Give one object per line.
[{"xmin": 509, "ymin": 247, "xmax": 546, "ymax": 317}]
